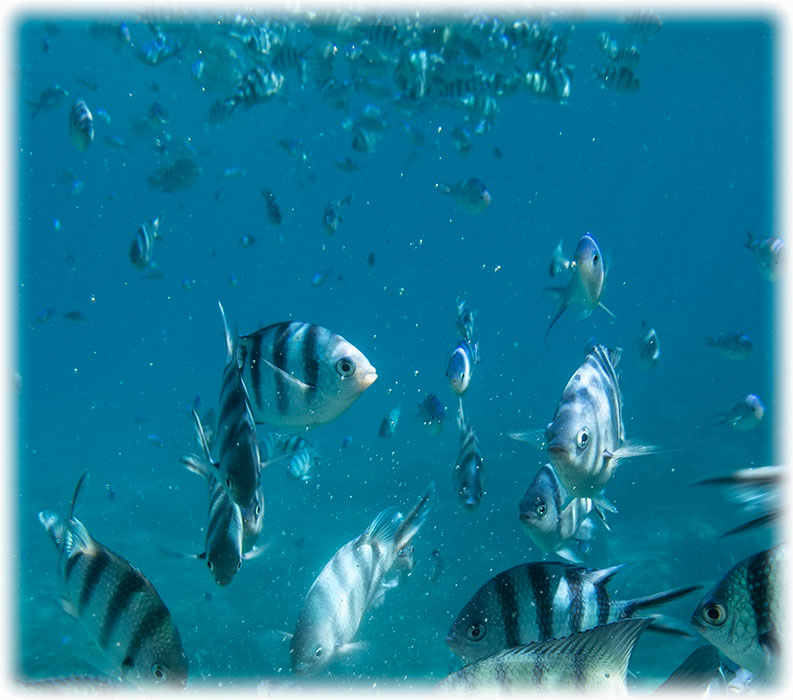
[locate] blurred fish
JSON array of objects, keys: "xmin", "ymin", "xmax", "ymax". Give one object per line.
[
  {"xmin": 62, "ymin": 310, "xmax": 87, "ymax": 321},
  {"xmin": 691, "ymin": 544, "xmax": 784, "ymax": 680},
  {"xmin": 595, "ymin": 65, "xmax": 640, "ymax": 92},
  {"xmin": 139, "ymin": 30, "xmax": 181, "ymax": 65},
  {"xmin": 278, "ymin": 137, "xmax": 308, "ymax": 162},
  {"xmin": 222, "ymin": 166, "xmax": 245, "ymax": 178},
  {"xmin": 310, "ymin": 267, "xmax": 332, "ymax": 286},
  {"xmin": 622, "ymin": 10, "xmax": 663, "ymax": 42},
  {"xmin": 453, "ymin": 401, "xmax": 484, "ymax": 511},
  {"xmin": 548, "ymin": 240, "xmax": 568, "ymax": 277},
  {"xmin": 35, "ymin": 308, "xmax": 55, "ymax": 323},
  {"xmin": 323, "ymin": 193, "xmax": 352, "ymax": 235},
  {"xmin": 341, "ymin": 435, "xmax": 353, "ymax": 449},
  {"xmin": 429, "ymin": 548, "xmax": 443, "ymax": 583},
  {"xmin": 147, "ymin": 157, "xmax": 201, "ymax": 192},
  {"xmin": 438, "ymin": 178, "xmax": 491, "ymax": 214},
  {"xmin": 378, "ymin": 405, "xmax": 401, "ymax": 438},
  {"xmin": 334, "ymin": 156, "xmax": 360, "ymax": 171},
  {"xmin": 439, "ymin": 618, "xmax": 652, "ymax": 693},
  {"xmin": 95, "ymin": 107, "xmax": 111, "ymax": 124},
  {"xmin": 451, "ymin": 126, "xmax": 473, "ymax": 156},
  {"xmin": 596, "ymin": 32, "xmax": 641, "ymax": 65},
  {"xmin": 290, "ymin": 482, "xmax": 436, "ymax": 674},
  {"xmin": 129, "ymin": 216, "xmax": 161, "ymax": 271},
  {"xmin": 543, "ymin": 234, "xmax": 614, "ymax": 344},
  {"xmin": 455, "ymin": 297, "xmax": 477, "ymax": 345},
  {"xmin": 446, "ymin": 338, "xmax": 477, "ymax": 396},
  {"xmin": 280, "ymin": 434, "xmax": 321, "ymax": 482},
  {"xmin": 261, "ymin": 190, "xmax": 283, "ymax": 225},
  {"xmin": 27, "ymin": 84, "xmax": 68, "ymax": 117},
  {"xmin": 417, "ymin": 393, "xmax": 446, "ymax": 437},
  {"xmin": 38, "ymin": 472, "xmax": 188, "ymax": 687},
  {"xmin": 58, "ymin": 168, "xmax": 84, "ymax": 197},
  {"xmin": 239, "ymin": 233, "xmax": 256, "ymax": 248},
  {"xmin": 446, "ymin": 560, "xmax": 700, "ymax": 664},
  {"xmin": 638, "ymin": 321, "xmax": 660, "ymax": 369},
  {"xmin": 367, "ymin": 252, "xmax": 376, "ymax": 267},
  {"xmin": 69, "ymin": 98, "xmax": 94, "ymax": 151},
  {"xmin": 518, "ymin": 464, "xmax": 611, "ymax": 563},
  {"xmin": 745, "ymin": 230, "xmax": 783, "ymax": 281},
  {"xmin": 693, "ymin": 465, "xmax": 783, "ymax": 537},
  {"xmin": 237, "ymin": 320, "xmax": 377, "ymax": 429},
  {"xmin": 705, "ymin": 331, "xmax": 752, "ymax": 360},
  {"xmin": 104, "ymin": 135, "xmax": 131, "ymax": 153},
  {"xmin": 352, "ymin": 126, "xmax": 382, "ymax": 153},
  {"xmin": 713, "ymin": 393, "xmax": 764, "ymax": 431},
  {"xmin": 654, "ymin": 645, "xmax": 725, "ymax": 694}
]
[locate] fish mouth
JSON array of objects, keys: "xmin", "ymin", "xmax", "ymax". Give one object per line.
[
  {"xmin": 360, "ymin": 368, "xmax": 378, "ymax": 388},
  {"xmin": 548, "ymin": 443, "xmax": 569, "ymax": 459}
]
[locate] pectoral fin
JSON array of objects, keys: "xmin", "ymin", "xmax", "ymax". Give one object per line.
[{"xmin": 260, "ymin": 358, "xmax": 315, "ymax": 391}]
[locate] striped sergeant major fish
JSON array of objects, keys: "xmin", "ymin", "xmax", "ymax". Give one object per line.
[
  {"xmin": 38, "ymin": 472, "xmax": 188, "ymax": 687},
  {"xmin": 237, "ymin": 321, "xmax": 377, "ymax": 429},
  {"xmin": 513, "ymin": 342, "xmax": 657, "ymax": 510},
  {"xmin": 69, "ymin": 97, "xmax": 94, "ymax": 151},
  {"xmin": 453, "ymin": 400, "xmax": 484, "ymax": 511},
  {"xmin": 446, "ymin": 338, "xmax": 478, "ymax": 396},
  {"xmin": 439, "ymin": 618, "xmax": 652, "ymax": 693},
  {"xmin": 192, "ymin": 302, "xmax": 263, "ymax": 512},
  {"xmin": 446, "ymin": 560, "xmax": 701, "ymax": 664},
  {"xmin": 543, "ymin": 233, "xmax": 614, "ymax": 345},
  {"xmin": 290, "ymin": 482, "xmax": 436, "ymax": 674},
  {"xmin": 691, "ymin": 544, "xmax": 784, "ymax": 681},
  {"xmin": 455, "ymin": 297, "xmax": 477, "ymax": 346},
  {"xmin": 518, "ymin": 464, "xmax": 612, "ymax": 564}
]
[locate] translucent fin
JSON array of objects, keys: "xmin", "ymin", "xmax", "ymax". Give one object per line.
[
  {"xmin": 587, "ymin": 563, "xmax": 627, "ymax": 587},
  {"xmin": 180, "ymin": 453, "xmax": 211, "ymax": 480},
  {"xmin": 190, "ymin": 408, "xmax": 215, "ymax": 466},
  {"xmin": 69, "ymin": 471, "xmax": 90, "ymax": 519},
  {"xmin": 599, "ymin": 302, "xmax": 616, "ymax": 319},
  {"xmin": 508, "ymin": 429, "xmax": 547, "ymax": 450},
  {"xmin": 394, "ymin": 481, "xmax": 436, "ymax": 552},
  {"xmin": 260, "ymin": 357, "xmax": 315, "ymax": 391},
  {"xmin": 554, "ymin": 546, "xmax": 584, "ymax": 564},
  {"xmin": 361, "ymin": 506, "xmax": 403, "ymax": 547},
  {"xmin": 218, "ymin": 300, "xmax": 234, "ymax": 364},
  {"xmin": 656, "ymin": 645, "xmax": 723, "ymax": 692}
]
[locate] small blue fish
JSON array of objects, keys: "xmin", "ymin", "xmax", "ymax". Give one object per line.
[
  {"xmin": 706, "ymin": 332, "xmax": 752, "ymax": 361},
  {"xmin": 69, "ymin": 98, "xmax": 94, "ymax": 151},
  {"xmin": 417, "ymin": 394, "xmax": 446, "ymax": 437},
  {"xmin": 379, "ymin": 405, "xmax": 401, "ymax": 438},
  {"xmin": 438, "ymin": 178, "xmax": 491, "ymax": 215}
]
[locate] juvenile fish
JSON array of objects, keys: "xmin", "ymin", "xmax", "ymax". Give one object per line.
[
  {"xmin": 706, "ymin": 332, "xmax": 752, "ymax": 360},
  {"xmin": 438, "ymin": 178, "xmax": 491, "ymax": 214},
  {"xmin": 290, "ymin": 482, "xmax": 436, "ymax": 674},
  {"xmin": 379, "ymin": 405, "xmax": 401, "ymax": 438},
  {"xmin": 322, "ymin": 193, "xmax": 352, "ymax": 235},
  {"xmin": 714, "ymin": 393, "xmax": 764, "ymax": 431},
  {"xmin": 417, "ymin": 393, "xmax": 446, "ymax": 437},
  {"xmin": 543, "ymin": 234, "xmax": 614, "ymax": 344},
  {"xmin": 237, "ymin": 321, "xmax": 377, "ymax": 429},
  {"xmin": 745, "ymin": 230, "xmax": 783, "ymax": 281},
  {"xmin": 638, "ymin": 321, "xmax": 660, "ymax": 369},
  {"xmin": 439, "ymin": 618, "xmax": 652, "ymax": 693},
  {"xmin": 69, "ymin": 98, "xmax": 94, "ymax": 151},
  {"xmin": 691, "ymin": 544, "xmax": 784, "ymax": 680},
  {"xmin": 447, "ymin": 560, "xmax": 700, "ymax": 664},
  {"xmin": 518, "ymin": 464, "xmax": 611, "ymax": 563},
  {"xmin": 129, "ymin": 216, "xmax": 161, "ymax": 271},
  {"xmin": 38, "ymin": 473, "xmax": 188, "ymax": 687},
  {"xmin": 453, "ymin": 400, "xmax": 484, "ymax": 511}
]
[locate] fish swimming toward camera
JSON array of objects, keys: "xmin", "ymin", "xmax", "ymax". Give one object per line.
[
  {"xmin": 417, "ymin": 393, "xmax": 446, "ymax": 436},
  {"xmin": 691, "ymin": 544, "xmax": 784, "ymax": 680},
  {"xmin": 439, "ymin": 618, "xmax": 652, "ymax": 693},
  {"xmin": 638, "ymin": 321, "xmax": 660, "ymax": 369},
  {"xmin": 446, "ymin": 338, "xmax": 478, "ymax": 396},
  {"xmin": 129, "ymin": 216, "xmax": 161, "ymax": 271},
  {"xmin": 290, "ymin": 482, "xmax": 436, "ymax": 674},
  {"xmin": 69, "ymin": 97, "xmax": 94, "ymax": 151},
  {"xmin": 236, "ymin": 320, "xmax": 376, "ymax": 429},
  {"xmin": 705, "ymin": 331, "xmax": 753, "ymax": 360},
  {"xmin": 518, "ymin": 464, "xmax": 611, "ymax": 563},
  {"xmin": 543, "ymin": 234, "xmax": 614, "ymax": 344},
  {"xmin": 453, "ymin": 401, "xmax": 484, "ymax": 511},
  {"xmin": 438, "ymin": 178, "xmax": 491, "ymax": 214},
  {"xmin": 322, "ymin": 193, "xmax": 352, "ymax": 235},
  {"xmin": 745, "ymin": 230, "xmax": 783, "ymax": 281},
  {"xmin": 446, "ymin": 560, "xmax": 700, "ymax": 664},
  {"xmin": 379, "ymin": 405, "xmax": 401, "ymax": 438},
  {"xmin": 38, "ymin": 472, "xmax": 188, "ymax": 687},
  {"xmin": 511, "ymin": 342, "xmax": 657, "ymax": 509},
  {"xmin": 714, "ymin": 393, "xmax": 764, "ymax": 431}
]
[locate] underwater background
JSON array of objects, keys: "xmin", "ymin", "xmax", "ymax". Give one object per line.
[{"xmin": 11, "ymin": 8, "xmax": 780, "ymax": 692}]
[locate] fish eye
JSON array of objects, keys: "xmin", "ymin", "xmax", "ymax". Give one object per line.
[
  {"xmin": 576, "ymin": 428, "xmax": 589, "ymax": 449},
  {"xmin": 256, "ymin": 504, "xmax": 262, "ymax": 516},
  {"xmin": 207, "ymin": 560, "xmax": 214, "ymax": 571},
  {"xmin": 592, "ymin": 253, "xmax": 599, "ymax": 265},
  {"xmin": 466, "ymin": 622, "xmax": 486, "ymax": 641},
  {"xmin": 237, "ymin": 560, "xmax": 242, "ymax": 570},
  {"xmin": 151, "ymin": 664, "xmax": 167, "ymax": 681},
  {"xmin": 702, "ymin": 602, "xmax": 727, "ymax": 626},
  {"xmin": 335, "ymin": 357, "xmax": 356, "ymax": 377},
  {"xmin": 225, "ymin": 477, "xmax": 233, "ymax": 489},
  {"xmin": 536, "ymin": 503, "xmax": 547, "ymax": 517},
  {"xmin": 314, "ymin": 645, "xmax": 324, "ymax": 659}
]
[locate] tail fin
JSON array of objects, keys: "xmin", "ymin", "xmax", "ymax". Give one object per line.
[{"xmin": 394, "ymin": 482, "xmax": 436, "ymax": 553}]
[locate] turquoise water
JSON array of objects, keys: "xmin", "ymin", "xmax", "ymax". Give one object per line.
[{"xmin": 14, "ymin": 11, "xmax": 779, "ymax": 692}]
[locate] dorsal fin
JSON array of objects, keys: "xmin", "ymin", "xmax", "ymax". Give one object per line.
[
  {"xmin": 218, "ymin": 300, "xmax": 234, "ymax": 363},
  {"xmin": 69, "ymin": 471, "xmax": 90, "ymax": 520}
]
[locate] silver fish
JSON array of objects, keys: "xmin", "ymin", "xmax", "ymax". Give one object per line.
[
  {"xmin": 322, "ymin": 193, "xmax": 352, "ymax": 235},
  {"xmin": 446, "ymin": 339, "xmax": 477, "ymax": 396},
  {"xmin": 129, "ymin": 216, "xmax": 160, "ymax": 271},
  {"xmin": 446, "ymin": 560, "xmax": 700, "ymax": 664},
  {"xmin": 438, "ymin": 178, "xmax": 491, "ymax": 214},
  {"xmin": 534, "ymin": 343, "xmax": 656, "ymax": 507},
  {"xmin": 453, "ymin": 401, "xmax": 484, "ymax": 511},
  {"xmin": 38, "ymin": 473, "xmax": 188, "ymax": 687},
  {"xmin": 193, "ymin": 303, "xmax": 263, "ymax": 510},
  {"xmin": 439, "ymin": 618, "xmax": 652, "ymax": 693},
  {"xmin": 378, "ymin": 405, "xmax": 401, "ymax": 438},
  {"xmin": 281, "ymin": 435, "xmax": 321, "ymax": 481},
  {"xmin": 290, "ymin": 482, "xmax": 436, "ymax": 674},
  {"xmin": 691, "ymin": 544, "xmax": 784, "ymax": 680},
  {"xmin": 69, "ymin": 98, "xmax": 94, "ymax": 151},
  {"xmin": 706, "ymin": 332, "xmax": 753, "ymax": 360},
  {"xmin": 638, "ymin": 321, "xmax": 660, "ymax": 369},
  {"xmin": 745, "ymin": 230, "xmax": 783, "ymax": 281},
  {"xmin": 543, "ymin": 234, "xmax": 614, "ymax": 344},
  {"xmin": 714, "ymin": 393, "xmax": 765, "ymax": 431},
  {"xmin": 455, "ymin": 297, "xmax": 477, "ymax": 345},
  {"xmin": 237, "ymin": 321, "xmax": 376, "ymax": 429},
  {"xmin": 518, "ymin": 464, "xmax": 612, "ymax": 563}
]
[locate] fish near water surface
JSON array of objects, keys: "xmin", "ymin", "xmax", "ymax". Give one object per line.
[
  {"xmin": 446, "ymin": 560, "xmax": 700, "ymax": 664},
  {"xmin": 237, "ymin": 321, "xmax": 376, "ymax": 429},
  {"xmin": 439, "ymin": 618, "xmax": 652, "ymax": 693},
  {"xmin": 38, "ymin": 472, "xmax": 188, "ymax": 687},
  {"xmin": 543, "ymin": 234, "xmax": 614, "ymax": 344},
  {"xmin": 691, "ymin": 544, "xmax": 784, "ymax": 680},
  {"xmin": 290, "ymin": 482, "xmax": 436, "ymax": 674}
]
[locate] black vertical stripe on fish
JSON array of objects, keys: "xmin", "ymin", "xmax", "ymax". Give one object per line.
[
  {"xmin": 64, "ymin": 549, "xmax": 84, "ymax": 583},
  {"xmin": 78, "ymin": 549, "xmax": 110, "ymax": 614},
  {"xmin": 249, "ymin": 333, "xmax": 263, "ymax": 409},
  {"xmin": 272, "ymin": 322, "xmax": 295, "ymax": 415},
  {"xmin": 532, "ymin": 654, "xmax": 544, "ymax": 685},
  {"xmin": 747, "ymin": 550, "xmax": 771, "ymax": 631},
  {"xmin": 122, "ymin": 604, "xmax": 170, "ymax": 670},
  {"xmin": 566, "ymin": 568, "xmax": 584, "ymax": 634},
  {"xmin": 98, "ymin": 571, "xmax": 146, "ymax": 649},
  {"xmin": 302, "ymin": 324, "xmax": 321, "ymax": 401},
  {"xmin": 495, "ymin": 573, "xmax": 521, "ymax": 648},
  {"xmin": 573, "ymin": 650, "xmax": 587, "ymax": 688},
  {"xmin": 527, "ymin": 564, "xmax": 554, "ymax": 641},
  {"xmin": 596, "ymin": 582, "xmax": 610, "ymax": 625}
]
